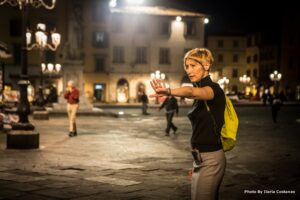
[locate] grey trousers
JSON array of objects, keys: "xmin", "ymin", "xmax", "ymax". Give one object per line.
[{"xmin": 191, "ymin": 149, "xmax": 226, "ymax": 200}]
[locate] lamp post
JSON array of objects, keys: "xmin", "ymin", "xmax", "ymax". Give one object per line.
[
  {"xmin": 27, "ymin": 23, "xmax": 61, "ymax": 110},
  {"xmin": 218, "ymin": 77, "xmax": 229, "ymax": 93},
  {"xmin": 239, "ymin": 74, "xmax": 251, "ymax": 95},
  {"xmin": 150, "ymin": 70, "xmax": 165, "ymax": 104},
  {"xmin": 0, "ymin": 0, "xmax": 56, "ymax": 149},
  {"xmin": 269, "ymin": 70, "xmax": 282, "ymax": 94}
]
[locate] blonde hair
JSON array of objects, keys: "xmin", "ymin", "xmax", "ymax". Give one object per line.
[{"xmin": 184, "ymin": 48, "xmax": 214, "ymax": 67}]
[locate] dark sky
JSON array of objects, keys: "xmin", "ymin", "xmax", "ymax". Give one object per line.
[{"xmin": 149, "ymin": 0, "xmax": 298, "ymax": 34}]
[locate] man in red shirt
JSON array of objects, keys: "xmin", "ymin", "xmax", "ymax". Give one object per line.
[{"xmin": 64, "ymin": 80, "xmax": 79, "ymax": 137}]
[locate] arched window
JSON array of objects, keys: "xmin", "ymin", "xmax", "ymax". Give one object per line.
[{"xmin": 117, "ymin": 78, "xmax": 129, "ymax": 103}]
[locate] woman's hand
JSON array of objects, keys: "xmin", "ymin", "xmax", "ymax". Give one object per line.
[{"xmin": 150, "ymin": 79, "xmax": 169, "ymax": 97}]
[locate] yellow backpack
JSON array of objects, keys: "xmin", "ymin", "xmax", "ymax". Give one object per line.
[{"xmin": 205, "ymin": 96, "xmax": 239, "ymax": 152}]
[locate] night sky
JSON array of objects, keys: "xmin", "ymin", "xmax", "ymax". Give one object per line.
[{"xmin": 149, "ymin": 0, "xmax": 298, "ymax": 34}]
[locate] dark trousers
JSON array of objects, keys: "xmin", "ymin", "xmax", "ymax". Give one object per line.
[
  {"xmin": 142, "ymin": 103, "xmax": 148, "ymax": 115},
  {"xmin": 165, "ymin": 112, "xmax": 177, "ymax": 134}
]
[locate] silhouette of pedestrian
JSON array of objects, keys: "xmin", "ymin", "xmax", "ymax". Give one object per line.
[
  {"xmin": 140, "ymin": 91, "xmax": 149, "ymax": 115},
  {"xmin": 262, "ymin": 92, "xmax": 268, "ymax": 106},
  {"xmin": 159, "ymin": 96, "xmax": 179, "ymax": 136},
  {"xmin": 271, "ymin": 93, "xmax": 282, "ymax": 123}
]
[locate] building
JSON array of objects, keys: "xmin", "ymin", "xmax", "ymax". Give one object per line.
[
  {"xmin": 0, "ymin": 0, "xmax": 208, "ymax": 104},
  {"xmin": 280, "ymin": 11, "xmax": 300, "ymax": 100},
  {"xmin": 82, "ymin": 2, "xmax": 207, "ymax": 103},
  {"xmin": 206, "ymin": 34, "xmax": 247, "ymax": 93}
]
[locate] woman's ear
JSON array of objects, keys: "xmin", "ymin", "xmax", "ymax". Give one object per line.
[{"xmin": 203, "ymin": 63, "xmax": 210, "ymax": 71}]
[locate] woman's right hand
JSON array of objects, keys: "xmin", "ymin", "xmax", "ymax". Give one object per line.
[{"xmin": 150, "ymin": 79, "xmax": 168, "ymax": 97}]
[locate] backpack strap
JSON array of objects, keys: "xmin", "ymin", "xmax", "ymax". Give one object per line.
[{"xmin": 204, "ymin": 101, "xmax": 221, "ymax": 144}]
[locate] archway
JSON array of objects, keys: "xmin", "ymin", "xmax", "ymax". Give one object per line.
[{"xmin": 117, "ymin": 78, "xmax": 129, "ymax": 103}]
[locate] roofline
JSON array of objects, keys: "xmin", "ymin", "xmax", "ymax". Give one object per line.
[{"xmin": 110, "ymin": 6, "xmax": 207, "ymax": 18}]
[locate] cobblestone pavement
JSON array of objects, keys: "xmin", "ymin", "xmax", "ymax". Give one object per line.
[{"xmin": 0, "ymin": 106, "xmax": 299, "ymax": 200}]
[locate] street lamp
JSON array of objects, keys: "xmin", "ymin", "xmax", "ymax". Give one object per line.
[
  {"xmin": 150, "ymin": 70, "xmax": 165, "ymax": 104},
  {"xmin": 269, "ymin": 70, "xmax": 282, "ymax": 94},
  {"xmin": 218, "ymin": 77, "xmax": 229, "ymax": 93},
  {"xmin": 27, "ymin": 23, "xmax": 61, "ymax": 109},
  {"xmin": 239, "ymin": 74, "xmax": 251, "ymax": 95},
  {"xmin": 0, "ymin": 0, "xmax": 56, "ymax": 149}
]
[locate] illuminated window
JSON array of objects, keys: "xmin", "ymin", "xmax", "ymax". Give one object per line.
[{"xmin": 92, "ymin": 32, "xmax": 108, "ymax": 48}]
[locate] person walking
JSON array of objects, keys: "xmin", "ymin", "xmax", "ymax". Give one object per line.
[
  {"xmin": 150, "ymin": 48, "xmax": 226, "ymax": 200},
  {"xmin": 64, "ymin": 80, "xmax": 79, "ymax": 137},
  {"xmin": 159, "ymin": 95, "xmax": 179, "ymax": 136},
  {"xmin": 271, "ymin": 93, "xmax": 282, "ymax": 123},
  {"xmin": 140, "ymin": 91, "xmax": 149, "ymax": 115}
]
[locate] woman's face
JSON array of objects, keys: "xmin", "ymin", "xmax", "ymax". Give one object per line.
[{"xmin": 184, "ymin": 58, "xmax": 206, "ymax": 83}]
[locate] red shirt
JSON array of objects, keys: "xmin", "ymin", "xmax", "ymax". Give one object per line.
[{"xmin": 64, "ymin": 87, "xmax": 79, "ymax": 104}]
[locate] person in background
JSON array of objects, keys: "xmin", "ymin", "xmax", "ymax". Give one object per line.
[
  {"xmin": 64, "ymin": 80, "xmax": 79, "ymax": 137},
  {"xmin": 140, "ymin": 91, "xmax": 149, "ymax": 115},
  {"xmin": 159, "ymin": 95, "xmax": 179, "ymax": 136},
  {"xmin": 271, "ymin": 93, "xmax": 282, "ymax": 123}
]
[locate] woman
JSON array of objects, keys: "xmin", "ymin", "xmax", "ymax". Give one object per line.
[{"xmin": 150, "ymin": 48, "xmax": 226, "ymax": 200}]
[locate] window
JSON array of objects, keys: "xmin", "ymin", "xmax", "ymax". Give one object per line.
[
  {"xmin": 136, "ymin": 47, "xmax": 147, "ymax": 64},
  {"xmin": 253, "ymin": 54, "xmax": 258, "ymax": 63},
  {"xmin": 10, "ymin": 19, "xmax": 21, "ymax": 37},
  {"xmin": 159, "ymin": 48, "xmax": 170, "ymax": 64},
  {"xmin": 233, "ymin": 54, "xmax": 239, "ymax": 63},
  {"xmin": 92, "ymin": 32, "xmax": 108, "ymax": 48},
  {"xmin": 217, "ymin": 54, "xmax": 223, "ymax": 62},
  {"xmin": 246, "ymin": 69, "xmax": 251, "ymax": 76},
  {"xmin": 160, "ymin": 21, "xmax": 170, "ymax": 35},
  {"xmin": 217, "ymin": 40, "xmax": 224, "ymax": 48},
  {"xmin": 113, "ymin": 46, "xmax": 124, "ymax": 63},
  {"xmin": 247, "ymin": 56, "xmax": 251, "ymax": 64},
  {"xmin": 13, "ymin": 43, "xmax": 21, "ymax": 65},
  {"xmin": 233, "ymin": 40, "xmax": 239, "ymax": 48},
  {"xmin": 95, "ymin": 55, "xmax": 105, "ymax": 72},
  {"xmin": 232, "ymin": 69, "xmax": 238, "ymax": 78},
  {"xmin": 253, "ymin": 69, "xmax": 258, "ymax": 78},
  {"xmin": 185, "ymin": 21, "xmax": 196, "ymax": 36}
]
